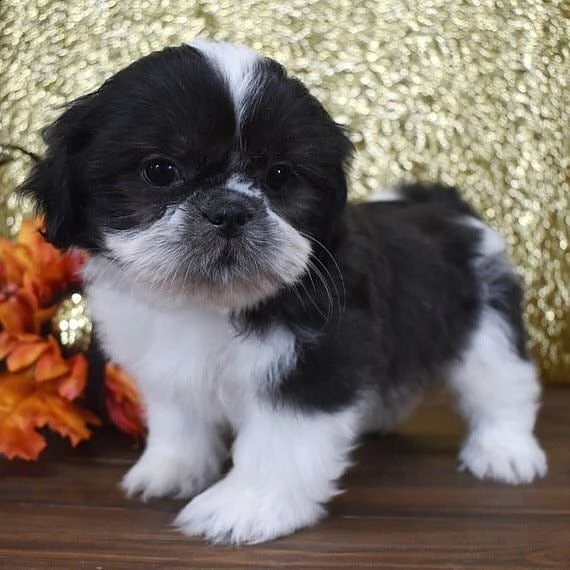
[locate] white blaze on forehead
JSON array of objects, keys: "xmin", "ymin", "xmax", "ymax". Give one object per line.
[
  {"xmin": 191, "ymin": 39, "xmax": 261, "ymax": 123},
  {"xmin": 226, "ymin": 174, "xmax": 262, "ymax": 198}
]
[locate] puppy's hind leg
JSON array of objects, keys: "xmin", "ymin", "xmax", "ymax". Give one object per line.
[
  {"xmin": 447, "ymin": 308, "xmax": 547, "ymax": 484},
  {"xmin": 358, "ymin": 387, "xmax": 423, "ymax": 435}
]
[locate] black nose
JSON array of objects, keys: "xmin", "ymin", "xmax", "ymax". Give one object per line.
[{"xmin": 201, "ymin": 201, "xmax": 257, "ymax": 238}]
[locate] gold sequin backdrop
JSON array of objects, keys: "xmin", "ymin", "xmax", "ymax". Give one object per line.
[{"xmin": 0, "ymin": 1, "xmax": 568, "ymax": 381}]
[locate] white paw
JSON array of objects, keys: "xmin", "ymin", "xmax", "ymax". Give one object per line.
[
  {"xmin": 121, "ymin": 447, "xmax": 222, "ymax": 500},
  {"xmin": 459, "ymin": 428, "xmax": 547, "ymax": 485},
  {"xmin": 174, "ymin": 472, "xmax": 325, "ymax": 544}
]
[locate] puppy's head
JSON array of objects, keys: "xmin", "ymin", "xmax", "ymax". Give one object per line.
[{"xmin": 22, "ymin": 41, "xmax": 353, "ymax": 309}]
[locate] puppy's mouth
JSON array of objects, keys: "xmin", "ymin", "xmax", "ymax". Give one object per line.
[
  {"xmin": 100, "ymin": 202, "xmax": 312, "ymax": 310},
  {"xmin": 180, "ymin": 219, "xmax": 311, "ymax": 309},
  {"xmin": 199, "ymin": 235, "xmax": 264, "ymax": 281},
  {"xmin": 191, "ymin": 211, "xmax": 309, "ymax": 287}
]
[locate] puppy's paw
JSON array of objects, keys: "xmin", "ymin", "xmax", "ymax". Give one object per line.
[
  {"xmin": 459, "ymin": 428, "xmax": 547, "ymax": 485},
  {"xmin": 174, "ymin": 472, "xmax": 325, "ymax": 544},
  {"xmin": 121, "ymin": 447, "xmax": 222, "ymax": 500}
]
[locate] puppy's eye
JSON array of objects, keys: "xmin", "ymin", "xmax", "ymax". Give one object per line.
[
  {"xmin": 266, "ymin": 163, "xmax": 293, "ymax": 191},
  {"xmin": 141, "ymin": 158, "xmax": 179, "ymax": 187}
]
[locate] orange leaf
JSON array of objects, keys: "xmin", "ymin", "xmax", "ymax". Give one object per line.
[
  {"xmin": 6, "ymin": 341, "xmax": 51, "ymax": 372},
  {"xmin": 17, "ymin": 221, "xmax": 55, "ymax": 265},
  {"xmin": 14, "ymin": 333, "xmax": 43, "ymax": 343},
  {"xmin": 38, "ymin": 392, "xmax": 100, "ymax": 446},
  {"xmin": 0, "ymin": 289, "xmax": 37, "ymax": 333},
  {"xmin": 0, "ymin": 416, "xmax": 46, "ymax": 460},
  {"xmin": 0, "ymin": 243, "xmax": 34, "ymax": 285},
  {"xmin": 106, "ymin": 396, "xmax": 146, "ymax": 441},
  {"xmin": 0, "ymin": 331, "xmax": 45, "ymax": 362},
  {"xmin": 56, "ymin": 354, "xmax": 88, "ymax": 400},
  {"xmin": 0, "ymin": 331, "xmax": 17, "ymax": 360},
  {"xmin": 33, "ymin": 304, "xmax": 59, "ymax": 331},
  {"xmin": 105, "ymin": 363, "xmax": 146, "ymax": 439},
  {"xmin": 17, "ymin": 220, "xmax": 82, "ymax": 304},
  {"xmin": 35, "ymin": 349, "xmax": 70, "ymax": 382},
  {"xmin": 0, "ymin": 371, "xmax": 100, "ymax": 461}
]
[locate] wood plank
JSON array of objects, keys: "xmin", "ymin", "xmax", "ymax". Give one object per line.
[{"xmin": 1, "ymin": 387, "xmax": 569, "ymax": 567}]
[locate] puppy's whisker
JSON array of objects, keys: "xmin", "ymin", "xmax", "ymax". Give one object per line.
[
  {"xmin": 300, "ymin": 259, "xmax": 330, "ymax": 324},
  {"xmin": 300, "ymin": 231, "xmax": 347, "ymax": 320},
  {"xmin": 302, "ymin": 259, "xmax": 335, "ymax": 327},
  {"xmin": 308, "ymin": 254, "xmax": 342, "ymax": 323},
  {"xmin": 288, "ymin": 281, "xmax": 308, "ymax": 313},
  {"xmin": 305, "ymin": 260, "xmax": 331, "ymax": 316},
  {"xmin": 297, "ymin": 278, "xmax": 329, "ymax": 324}
]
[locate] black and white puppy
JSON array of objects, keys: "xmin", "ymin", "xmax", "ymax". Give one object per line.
[{"xmin": 22, "ymin": 40, "xmax": 547, "ymax": 544}]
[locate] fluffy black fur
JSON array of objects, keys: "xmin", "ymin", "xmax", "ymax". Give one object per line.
[
  {"xmin": 243, "ymin": 184, "xmax": 488, "ymax": 411},
  {"xmin": 21, "ymin": 44, "xmax": 528, "ymax": 414}
]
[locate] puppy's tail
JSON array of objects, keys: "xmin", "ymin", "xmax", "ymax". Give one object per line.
[{"xmin": 398, "ymin": 182, "xmax": 478, "ymax": 217}]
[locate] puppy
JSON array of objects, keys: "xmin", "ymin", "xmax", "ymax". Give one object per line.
[{"xmin": 22, "ymin": 40, "xmax": 547, "ymax": 544}]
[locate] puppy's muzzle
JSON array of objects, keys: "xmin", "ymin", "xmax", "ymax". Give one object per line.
[{"xmin": 200, "ymin": 193, "xmax": 262, "ymax": 239}]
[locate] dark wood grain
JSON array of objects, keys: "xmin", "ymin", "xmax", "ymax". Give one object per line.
[{"xmin": 1, "ymin": 387, "xmax": 569, "ymax": 568}]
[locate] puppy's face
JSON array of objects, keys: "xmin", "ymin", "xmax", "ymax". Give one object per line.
[{"xmin": 24, "ymin": 42, "xmax": 353, "ymax": 309}]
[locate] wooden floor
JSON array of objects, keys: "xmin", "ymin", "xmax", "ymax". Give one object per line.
[{"xmin": 1, "ymin": 387, "xmax": 569, "ymax": 568}]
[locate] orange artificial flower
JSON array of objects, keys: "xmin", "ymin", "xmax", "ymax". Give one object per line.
[
  {"xmin": 0, "ymin": 219, "xmax": 96, "ymax": 460},
  {"xmin": 0, "ymin": 367, "xmax": 99, "ymax": 460},
  {"xmin": 17, "ymin": 219, "xmax": 86, "ymax": 306},
  {"xmin": 0, "ymin": 331, "xmax": 82, "ymax": 385},
  {"xmin": 105, "ymin": 363, "xmax": 146, "ymax": 440},
  {"xmin": 0, "ymin": 324, "xmax": 98, "ymax": 460},
  {"xmin": 0, "ymin": 219, "xmax": 85, "ymax": 334},
  {"xmin": 0, "ymin": 217, "xmax": 144, "ymax": 460}
]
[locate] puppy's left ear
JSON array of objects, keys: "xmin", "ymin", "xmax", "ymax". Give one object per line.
[{"xmin": 20, "ymin": 92, "xmax": 99, "ymax": 250}]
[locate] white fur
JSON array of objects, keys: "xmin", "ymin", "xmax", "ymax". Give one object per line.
[
  {"xmin": 85, "ymin": 269, "xmax": 359, "ymax": 543},
  {"xmin": 367, "ymin": 188, "xmax": 404, "ymax": 202},
  {"xmin": 101, "ymin": 205, "xmax": 184, "ymax": 283},
  {"xmin": 86, "ymin": 272, "xmax": 297, "ymax": 428},
  {"xmin": 121, "ymin": 402, "xmax": 226, "ymax": 500},
  {"xmin": 446, "ymin": 220, "xmax": 546, "ymax": 483},
  {"xmin": 175, "ymin": 403, "xmax": 360, "ymax": 544},
  {"xmin": 463, "ymin": 216, "xmax": 506, "ymax": 257},
  {"xmin": 86, "ymin": 269, "xmax": 296, "ymax": 486},
  {"xmin": 266, "ymin": 209, "xmax": 312, "ymax": 283},
  {"xmin": 448, "ymin": 308, "xmax": 546, "ymax": 484},
  {"xmin": 226, "ymin": 174, "xmax": 262, "ymax": 198},
  {"xmin": 191, "ymin": 40, "xmax": 260, "ymax": 125}
]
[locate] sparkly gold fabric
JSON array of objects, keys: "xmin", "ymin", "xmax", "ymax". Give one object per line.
[{"xmin": 0, "ymin": 1, "xmax": 568, "ymax": 381}]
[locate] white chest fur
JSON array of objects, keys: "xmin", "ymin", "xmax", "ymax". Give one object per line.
[{"xmin": 85, "ymin": 271, "xmax": 297, "ymax": 429}]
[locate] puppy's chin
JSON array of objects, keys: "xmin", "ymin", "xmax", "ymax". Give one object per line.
[{"xmin": 85, "ymin": 213, "xmax": 311, "ymax": 312}]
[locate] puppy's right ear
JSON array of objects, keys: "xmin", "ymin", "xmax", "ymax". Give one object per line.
[{"xmin": 20, "ymin": 93, "xmax": 99, "ymax": 250}]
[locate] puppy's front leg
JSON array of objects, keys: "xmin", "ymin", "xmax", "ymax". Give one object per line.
[
  {"xmin": 175, "ymin": 401, "xmax": 360, "ymax": 544},
  {"xmin": 122, "ymin": 397, "xmax": 226, "ymax": 500}
]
